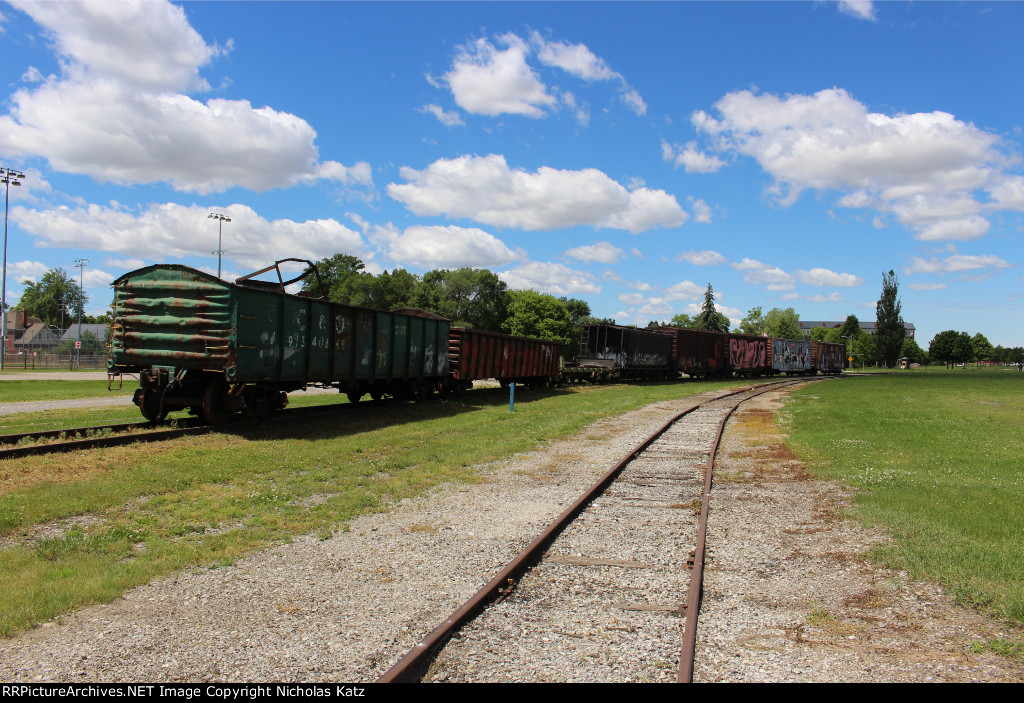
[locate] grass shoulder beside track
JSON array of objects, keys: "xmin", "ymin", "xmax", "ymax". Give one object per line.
[
  {"xmin": 0, "ymin": 380, "xmax": 134, "ymax": 405},
  {"xmin": 0, "ymin": 379, "xmax": 751, "ymax": 636},
  {"xmin": 781, "ymin": 367, "xmax": 1024, "ymax": 626}
]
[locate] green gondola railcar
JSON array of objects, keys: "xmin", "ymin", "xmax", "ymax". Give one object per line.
[{"xmin": 108, "ymin": 260, "xmax": 449, "ymax": 423}]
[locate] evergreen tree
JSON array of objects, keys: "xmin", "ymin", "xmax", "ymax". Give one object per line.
[
  {"xmin": 875, "ymin": 270, "xmax": 905, "ymax": 368},
  {"xmin": 695, "ymin": 284, "xmax": 729, "ymax": 333}
]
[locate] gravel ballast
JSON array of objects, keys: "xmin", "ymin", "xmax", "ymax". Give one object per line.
[{"xmin": 0, "ymin": 383, "xmax": 1021, "ymax": 682}]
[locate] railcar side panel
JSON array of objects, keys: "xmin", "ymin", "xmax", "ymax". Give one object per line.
[
  {"xmin": 579, "ymin": 324, "xmax": 673, "ymax": 376},
  {"xmin": 727, "ymin": 333, "xmax": 769, "ymax": 375},
  {"xmin": 812, "ymin": 341, "xmax": 845, "ymax": 374},
  {"xmin": 653, "ymin": 327, "xmax": 726, "ymax": 378},
  {"xmin": 449, "ymin": 328, "xmax": 560, "ymax": 384},
  {"xmin": 332, "ymin": 308, "xmax": 355, "ymax": 382},
  {"xmin": 772, "ymin": 338, "xmax": 812, "ymax": 375}
]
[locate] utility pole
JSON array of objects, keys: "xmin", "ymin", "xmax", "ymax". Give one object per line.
[
  {"xmin": 1, "ymin": 167, "xmax": 25, "ymax": 370},
  {"xmin": 208, "ymin": 213, "xmax": 231, "ymax": 278},
  {"xmin": 74, "ymin": 258, "xmax": 87, "ymax": 370}
]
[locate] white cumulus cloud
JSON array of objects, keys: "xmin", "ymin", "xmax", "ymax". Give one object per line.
[
  {"xmin": 732, "ymin": 258, "xmax": 796, "ymax": 291},
  {"xmin": 387, "ymin": 154, "xmax": 685, "ymax": 234},
  {"xmin": 11, "ymin": 202, "xmax": 368, "ymax": 273},
  {"xmin": 0, "ymin": 0, "xmax": 366, "ymax": 195},
  {"xmin": 837, "ymin": 1, "xmax": 876, "ymax": 21},
  {"xmin": 904, "ymin": 254, "xmax": 1011, "ymax": 276},
  {"xmin": 387, "ymin": 225, "xmax": 523, "ymax": 269},
  {"xmin": 418, "ymin": 103, "xmax": 465, "ymax": 127},
  {"xmin": 693, "ymin": 87, "xmax": 1019, "ymax": 242},
  {"xmin": 498, "ymin": 261, "xmax": 601, "ymax": 295},
  {"xmin": 795, "ymin": 268, "xmax": 865, "ymax": 287},
  {"xmin": 564, "ymin": 241, "xmax": 626, "ymax": 264},
  {"xmin": 437, "ymin": 31, "xmax": 645, "ymax": 120},
  {"xmin": 661, "ymin": 140, "xmax": 725, "ymax": 174},
  {"xmin": 677, "ymin": 249, "xmax": 726, "ymax": 266},
  {"xmin": 444, "ymin": 35, "xmax": 555, "ymax": 118}
]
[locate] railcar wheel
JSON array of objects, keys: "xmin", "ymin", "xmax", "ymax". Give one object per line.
[
  {"xmin": 137, "ymin": 389, "xmax": 167, "ymax": 423},
  {"xmin": 202, "ymin": 380, "xmax": 234, "ymax": 425},
  {"xmin": 347, "ymin": 391, "xmax": 362, "ymax": 404}
]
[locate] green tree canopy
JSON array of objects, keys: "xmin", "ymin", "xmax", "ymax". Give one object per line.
[
  {"xmin": 763, "ymin": 307, "xmax": 801, "ymax": 339},
  {"xmin": 900, "ymin": 337, "xmax": 928, "ymax": 365},
  {"xmin": 808, "ymin": 326, "xmax": 841, "ymax": 342},
  {"xmin": 303, "ymin": 254, "xmax": 367, "ymax": 301},
  {"xmin": 875, "ymin": 270, "xmax": 906, "ymax": 368},
  {"xmin": 971, "ymin": 332, "xmax": 995, "ymax": 361},
  {"xmin": 502, "ymin": 290, "xmax": 571, "ymax": 348},
  {"xmin": 739, "ymin": 306, "xmax": 764, "ymax": 335},
  {"xmin": 17, "ymin": 268, "xmax": 86, "ymax": 329},
  {"xmin": 929, "ymin": 330, "xmax": 974, "ymax": 367},
  {"xmin": 668, "ymin": 312, "xmax": 695, "ymax": 328},
  {"xmin": 838, "ymin": 314, "xmax": 861, "ymax": 340},
  {"xmin": 411, "ymin": 268, "xmax": 509, "ymax": 331}
]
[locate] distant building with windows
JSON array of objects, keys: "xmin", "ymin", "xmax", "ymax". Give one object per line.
[
  {"xmin": 799, "ymin": 320, "xmax": 915, "ymax": 340},
  {"xmin": 3, "ymin": 309, "xmax": 62, "ymax": 354}
]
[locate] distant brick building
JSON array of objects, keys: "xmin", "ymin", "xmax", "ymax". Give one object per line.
[{"xmin": 798, "ymin": 320, "xmax": 915, "ymax": 340}]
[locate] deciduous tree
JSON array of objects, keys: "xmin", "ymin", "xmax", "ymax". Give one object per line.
[
  {"xmin": 875, "ymin": 270, "xmax": 906, "ymax": 368},
  {"xmin": 763, "ymin": 307, "xmax": 801, "ymax": 339},
  {"xmin": 502, "ymin": 290, "xmax": 571, "ymax": 348},
  {"xmin": 17, "ymin": 268, "xmax": 86, "ymax": 329}
]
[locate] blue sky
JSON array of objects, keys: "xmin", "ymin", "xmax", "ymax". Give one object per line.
[{"xmin": 1, "ymin": 1, "xmax": 1022, "ymax": 347}]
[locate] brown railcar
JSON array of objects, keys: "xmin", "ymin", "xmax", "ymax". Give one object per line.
[{"xmin": 448, "ymin": 327, "xmax": 562, "ymax": 390}]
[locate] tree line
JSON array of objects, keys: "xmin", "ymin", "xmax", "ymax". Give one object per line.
[{"xmin": 14, "ymin": 260, "xmax": 1021, "ymax": 367}]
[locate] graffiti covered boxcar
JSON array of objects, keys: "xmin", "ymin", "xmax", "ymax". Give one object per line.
[
  {"xmin": 727, "ymin": 333, "xmax": 770, "ymax": 376},
  {"xmin": 772, "ymin": 338, "xmax": 813, "ymax": 375},
  {"xmin": 573, "ymin": 323, "xmax": 675, "ymax": 380}
]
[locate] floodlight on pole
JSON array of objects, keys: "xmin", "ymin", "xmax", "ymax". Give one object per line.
[
  {"xmin": 1, "ymin": 167, "xmax": 25, "ymax": 371},
  {"xmin": 74, "ymin": 258, "xmax": 87, "ymax": 369},
  {"xmin": 208, "ymin": 213, "xmax": 231, "ymax": 278}
]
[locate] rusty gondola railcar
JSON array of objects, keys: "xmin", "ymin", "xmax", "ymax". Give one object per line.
[{"xmin": 448, "ymin": 328, "xmax": 562, "ymax": 391}]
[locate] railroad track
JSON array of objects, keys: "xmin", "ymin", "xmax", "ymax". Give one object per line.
[
  {"xmin": 0, "ymin": 398, "xmax": 389, "ymax": 460},
  {"xmin": 378, "ymin": 378, "xmax": 819, "ymax": 683}
]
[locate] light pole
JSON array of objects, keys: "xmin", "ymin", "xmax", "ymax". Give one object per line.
[
  {"xmin": 1, "ymin": 167, "xmax": 25, "ymax": 371},
  {"xmin": 208, "ymin": 213, "xmax": 231, "ymax": 278},
  {"xmin": 74, "ymin": 258, "xmax": 87, "ymax": 369}
]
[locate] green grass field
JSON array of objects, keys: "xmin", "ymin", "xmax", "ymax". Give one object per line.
[
  {"xmin": 0, "ymin": 380, "xmax": 134, "ymax": 404},
  {"xmin": 782, "ymin": 367, "xmax": 1024, "ymax": 624},
  {"xmin": 0, "ymin": 379, "xmax": 742, "ymax": 636}
]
